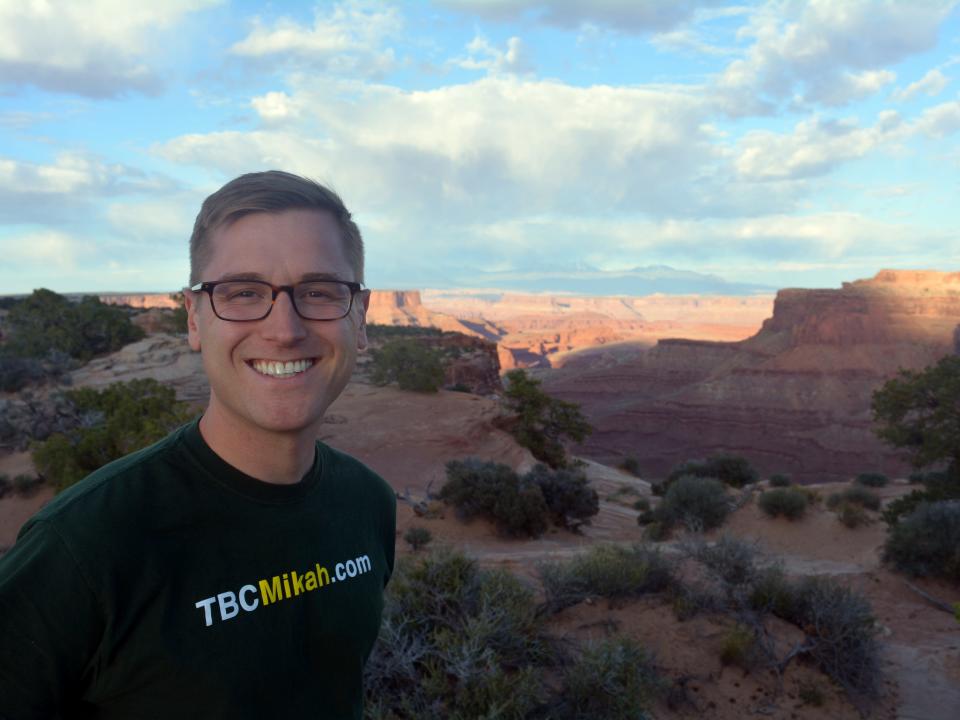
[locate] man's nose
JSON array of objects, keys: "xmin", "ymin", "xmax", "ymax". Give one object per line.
[{"xmin": 261, "ymin": 288, "xmax": 308, "ymax": 342}]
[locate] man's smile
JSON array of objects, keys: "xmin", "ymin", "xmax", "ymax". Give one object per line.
[{"xmin": 247, "ymin": 358, "xmax": 316, "ymax": 378}]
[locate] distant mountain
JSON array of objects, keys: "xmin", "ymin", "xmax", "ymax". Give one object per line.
[{"xmin": 434, "ymin": 265, "xmax": 775, "ymax": 296}]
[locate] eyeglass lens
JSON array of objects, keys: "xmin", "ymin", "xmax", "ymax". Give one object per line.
[{"xmin": 211, "ymin": 281, "xmax": 352, "ymax": 320}]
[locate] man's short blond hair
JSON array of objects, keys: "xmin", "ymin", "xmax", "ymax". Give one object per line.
[{"xmin": 189, "ymin": 170, "xmax": 364, "ymax": 285}]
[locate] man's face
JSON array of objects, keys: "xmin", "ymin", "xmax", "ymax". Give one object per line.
[{"xmin": 186, "ymin": 208, "xmax": 368, "ymax": 440}]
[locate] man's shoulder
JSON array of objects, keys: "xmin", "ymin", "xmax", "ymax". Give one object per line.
[
  {"xmin": 319, "ymin": 444, "xmax": 395, "ymax": 506},
  {"xmin": 29, "ymin": 422, "xmax": 193, "ymax": 529}
]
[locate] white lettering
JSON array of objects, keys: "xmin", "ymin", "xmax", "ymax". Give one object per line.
[
  {"xmin": 345, "ymin": 559, "xmax": 358, "ymax": 578},
  {"xmin": 357, "ymin": 555, "xmax": 372, "ymax": 574},
  {"xmin": 239, "ymin": 584, "xmax": 259, "ymax": 611},
  {"xmin": 195, "ymin": 597, "xmax": 216, "ymax": 627},
  {"xmin": 217, "ymin": 591, "xmax": 239, "ymax": 621},
  {"xmin": 335, "ymin": 563, "xmax": 346, "ymax": 581}
]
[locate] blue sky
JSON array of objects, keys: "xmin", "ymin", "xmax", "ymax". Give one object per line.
[{"xmin": 1, "ymin": 0, "xmax": 958, "ymax": 294}]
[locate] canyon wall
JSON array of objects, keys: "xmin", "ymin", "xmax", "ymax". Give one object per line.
[{"xmin": 541, "ymin": 270, "xmax": 960, "ymax": 483}]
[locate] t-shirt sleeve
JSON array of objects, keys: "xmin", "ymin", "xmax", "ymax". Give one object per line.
[{"xmin": 0, "ymin": 519, "xmax": 104, "ymax": 719}]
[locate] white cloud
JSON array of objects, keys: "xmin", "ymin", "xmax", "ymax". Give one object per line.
[
  {"xmin": 457, "ymin": 35, "xmax": 534, "ymax": 75},
  {"xmin": 735, "ymin": 112, "xmax": 906, "ymax": 181},
  {"xmin": 230, "ymin": 1, "xmax": 401, "ymax": 77},
  {"xmin": 0, "ymin": 230, "xmax": 87, "ymax": 272},
  {"xmin": 251, "ymin": 91, "xmax": 303, "ymax": 122},
  {"xmin": 893, "ymin": 68, "xmax": 950, "ymax": 102},
  {"xmin": 716, "ymin": 0, "xmax": 955, "ymax": 113},
  {"xmin": 0, "ymin": 0, "xmax": 220, "ymax": 97},
  {"xmin": 912, "ymin": 99, "xmax": 960, "ymax": 138},
  {"xmin": 438, "ymin": 0, "xmax": 725, "ymax": 33}
]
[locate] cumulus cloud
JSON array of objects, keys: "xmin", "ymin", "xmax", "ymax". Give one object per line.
[
  {"xmin": 893, "ymin": 68, "xmax": 950, "ymax": 102},
  {"xmin": 716, "ymin": 0, "xmax": 955, "ymax": 114},
  {"xmin": 230, "ymin": 1, "xmax": 401, "ymax": 77},
  {"xmin": 912, "ymin": 99, "xmax": 960, "ymax": 138},
  {"xmin": 1, "ymin": 230, "xmax": 86, "ymax": 272},
  {"xmin": 0, "ymin": 153, "xmax": 178, "ymax": 224},
  {"xmin": 457, "ymin": 35, "xmax": 534, "ymax": 75},
  {"xmin": 735, "ymin": 111, "xmax": 906, "ymax": 181},
  {"xmin": 0, "ymin": 0, "xmax": 220, "ymax": 97},
  {"xmin": 438, "ymin": 0, "xmax": 725, "ymax": 33}
]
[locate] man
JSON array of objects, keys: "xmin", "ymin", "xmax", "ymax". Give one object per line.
[{"xmin": 0, "ymin": 171, "xmax": 396, "ymax": 719}]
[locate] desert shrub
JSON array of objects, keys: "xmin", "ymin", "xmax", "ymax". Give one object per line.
[
  {"xmin": 826, "ymin": 485, "xmax": 881, "ymax": 512},
  {"xmin": 163, "ymin": 292, "xmax": 188, "ymax": 334},
  {"xmin": 768, "ymin": 473, "xmax": 791, "ymax": 488},
  {"xmin": 369, "ymin": 339, "xmax": 445, "ymax": 393},
  {"xmin": 719, "ymin": 624, "xmax": 758, "ymax": 670},
  {"xmin": 31, "ymin": 378, "xmax": 194, "ymax": 492},
  {"xmin": 633, "ymin": 497, "xmax": 650, "ymax": 512},
  {"xmin": 855, "ymin": 472, "xmax": 889, "ymax": 488},
  {"xmin": 12, "ymin": 473, "xmax": 42, "ymax": 495},
  {"xmin": 786, "ymin": 577, "xmax": 882, "ymax": 706},
  {"xmin": 665, "ymin": 454, "xmax": 758, "ymax": 491},
  {"xmin": 619, "ymin": 456, "xmax": 641, "ymax": 476},
  {"xmin": 365, "ymin": 547, "xmax": 556, "ymax": 719},
  {"xmin": 5, "ymin": 289, "xmax": 143, "ymax": 362},
  {"xmin": 552, "ymin": 637, "xmax": 661, "ymax": 720},
  {"xmin": 403, "ymin": 526, "xmax": 432, "ymax": 551},
  {"xmin": 798, "ymin": 680, "xmax": 826, "ymax": 707},
  {"xmin": 749, "ymin": 566, "xmax": 797, "ymax": 619},
  {"xmin": 659, "ymin": 475, "xmax": 730, "ymax": 532},
  {"xmin": 439, "ymin": 458, "xmax": 550, "ymax": 538},
  {"xmin": 883, "ymin": 500, "xmax": 960, "ymax": 582},
  {"xmin": 838, "ymin": 503, "xmax": 871, "ymax": 528},
  {"xmin": 757, "ymin": 487, "xmax": 809, "ymax": 520},
  {"xmin": 524, "ymin": 463, "xmax": 599, "ymax": 531},
  {"xmin": 501, "ymin": 369, "xmax": 592, "ymax": 469},
  {"xmin": 538, "ymin": 543, "xmax": 673, "ymax": 614},
  {"xmin": 882, "ymin": 470, "xmax": 960, "ymax": 527},
  {"xmin": 0, "ymin": 474, "xmax": 9, "ymax": 499},
  {"xmin": 446, "ymin": 382, "xmax": 471, "ymax": 393},
  {"xmin": 365, "ymin": 324, "xmax": 443, "ymax": 340}
]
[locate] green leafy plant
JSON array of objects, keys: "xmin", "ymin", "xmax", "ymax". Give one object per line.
[
  {"xmin": 523, "ymin": 463, "xmax": 599, "ymax": 531},
  {"xmin": 619, "ymin": 455, "xmax": 641, "ymax": 476},
  {"xmin": 501, "ymin": 369, "xmax": 592, "ymax": 469},
  {"xmin": 5, "ymin": 289, "xmax": 144, "ymax": 362},
  {"xmin": 883, "ymin": 500, "xmax": 960, "ymax": 582},
  {"xmin": 369, "ymin": 339, "xmax": 445, "ymax": 393},
  {"xmin": 658, "ymin": 475, "xmax": 731, "ymax": 532},
  {"xmin": 768, "ymin": 473, "xmax": 791, "ymax": 487},
  {"xmin": 719, "ymin": 624, "xmax": 757, "ymax": 670},
  {"xmin": 757, "ymin": 487, "xmax": 809, "ymax": 520},
  {"xmin": 855, "ymin": 472, "xmax": 889, "ymax": 488},
  {"xmin": 31, "ymin": 379, "xmax": 194, "ymax": 492},
  {"xmin": 827, "ymin": 485, "xmax": 881, "ymax": 512},
  {"xmin": 403, "ymin": 526, "xmax": 432, "ymax": 551}
]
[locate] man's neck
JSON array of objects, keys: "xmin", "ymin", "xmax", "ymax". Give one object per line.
[{"xmin": 198, "ymin": 408, "xmax": 319, "ymax": 485}]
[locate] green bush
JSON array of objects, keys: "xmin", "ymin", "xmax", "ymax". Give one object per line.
[
  {"xmin": 5, "ymin": 289, "xmax": 143, "ymax": 362},
  {"xmin": 365, "ymin": 547, "xmax": 556, "ymax": 719},
  {"xmin": 403, "ymin": 526, "xmax": 432, "ymax": 551},
  {"xmin": 502, "ymin": 369, "xmax": 592, "ymax": 469},
  {"xmin": 827, "ymin": 485, "xmax": 881, "ymax": 512},
  {"xmin": 524, "ymin": 463, "xmax": 599, "ymax": 531},
  {"xmin": 538, "ymin": 544, "xmax": 673, "ymax": 613},
  {"xmin": 369, "ymin": 339, "xmax": 445, "ymax": 392},
  {"xmin": 768, "ymin": 473, "xmax": 791, "ymax": 488},
  {"xmin": 882, "ymin": 470, "xmax": 960, "ymax": 527},
  {"xmin": 665, "ymin": 454, "xmax": 758, "ymax": 490},
  {"xmin": 12, "ymin": 474, "xmax": 42, "ymax": 495},
  {"xmin": 855, "ymin": 472, "xmax": 889, "ymax": 488},
  {"xmin": 164, "ymin": 292, "xmax": 188, "ymax": 334},
  {"xmin": 439, "ymin": 458, "xmax": 550, "ymax": 538},
  {"xmin": 883, "ymin": 501, "xmax": 960, "ymax": 582},
  {"xmin": 365, "ymin": 324, "xmax": 443, "ymax": 340},
  {"xmin": 659, "ymin": 475, "xmax": 730, "ymax": 532},
  {"xmin": 633, "ymin": 497, "xmax": 650, "ymax": 512},
  {"xmin": 32, "ymin": 379, "xmax": 194, "ymax": 492},
  {"xmin": 619, "ymin": 456, "xmax": 641, "ymax": 476},
  {"xmin": 757, "ymin": 487, "xmax": 809, "ymax": 520},
  {"xmin": 719, "ymin": 624, "xmax": 757, "ymax": 670},
  {"xmin": 553, "ymin": 637, "xmax": 661, "ymax": 720},
  {"xmin": 838, "ymin": 503, "xmax": 871, "ymax": 528}
]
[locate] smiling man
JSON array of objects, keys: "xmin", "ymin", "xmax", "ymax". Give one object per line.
[{"xmin": 0, "ymin": 171, "xmax": 396, "ymax": 719}]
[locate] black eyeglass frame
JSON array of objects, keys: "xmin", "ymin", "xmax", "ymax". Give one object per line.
[{"xmin": 189, "ymin": 279, "xmax": 364, "ymax": 322}]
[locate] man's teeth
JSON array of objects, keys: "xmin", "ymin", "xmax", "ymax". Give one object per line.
[{"xmin": 251, "ymin": 359, "xmax": 314, "ymax": 377}]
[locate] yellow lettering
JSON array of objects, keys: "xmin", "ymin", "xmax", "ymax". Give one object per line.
[
  {"xmin": 259, "ymin": 576, "xmax": 282, "ymax": 606},
  {"xmin": 283, "ymin": 573, "xmax": 291, "ymax": 599},
  {"xmin": 305, "ymin": 571, "xmax": 318, "ymax": 591},
  {"xmin": 317, "ymin": 564, "xmax": 330, "ymax": 587}
]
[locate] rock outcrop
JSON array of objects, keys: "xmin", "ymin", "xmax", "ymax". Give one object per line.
[{"xmin": 542, "ymin": 270, "xmax": 960, "ymax": 483}]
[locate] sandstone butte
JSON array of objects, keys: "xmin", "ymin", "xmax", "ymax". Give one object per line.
[{"xmin": 539, "ymin": 269, "xmax": 960, "ymax": 483}]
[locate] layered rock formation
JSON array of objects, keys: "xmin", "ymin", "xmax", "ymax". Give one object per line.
[{"xmin": 542, "ymin": 270, "xmax": 960, "ymax": 483}]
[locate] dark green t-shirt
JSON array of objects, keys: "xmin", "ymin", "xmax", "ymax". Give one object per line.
[{"xmin": 0, "ymin": 419, "xmax": 396, "ymax": 720}]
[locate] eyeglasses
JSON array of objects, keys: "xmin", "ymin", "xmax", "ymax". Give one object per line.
[{"xmin": 190, "ymin": 279, "xmax": 363, "ymax": 322}]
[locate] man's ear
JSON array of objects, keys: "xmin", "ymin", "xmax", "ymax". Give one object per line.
[
  {"xmin": 184, "ymin": 289, "xmax": 202, "ymax": 352},
  {"xmin": 356, "ymin": 289, "xmax": 371, "ymax": 351}
]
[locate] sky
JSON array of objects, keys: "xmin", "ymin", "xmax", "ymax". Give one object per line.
[{"xmin": 1, "ymin": 0, "xmax": 959, "ymax": 296}]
